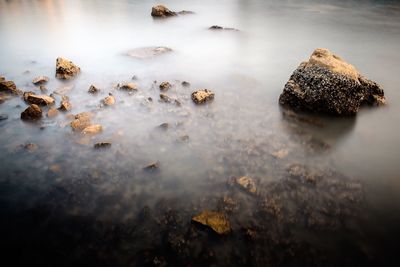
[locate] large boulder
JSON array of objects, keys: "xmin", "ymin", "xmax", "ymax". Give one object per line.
[
  {"xmin": 151, "ymin": 5, "xmax": 177, "ymax": 17},
  {"xmin": 55, "ymin": 57, "xmax": 81, "ymax": 79},
  {"xmin": 279, "ymin": 48, "xmax": 385, "ymax": 116}
]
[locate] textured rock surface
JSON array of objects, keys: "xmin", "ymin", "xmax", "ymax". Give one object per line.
[
  {"xmin": 151, "ymin": 5, "xmax": 176, "ymax": 17},
  {"xmin": 55, "ymin": 57, "xmax": 80, "ymax": 79},
  {"xmin": 0, "ymin": 80, "xmax": 19, "ymax": 95},
  {"xmin": 32, "ymin": 76, "xmax": 49, "ymax": 85},
  {"xmin": 159, "ymin": 81, "xmax": 172, "ymax": 91},
  {"xmin": 279, "ymin": 48, "xmax": 385, "ymax": 115},
  {"xmin": 21, "ymin": 104, "xmax": 42, "ymax": 120},
  {"xmin": 192, "ymin": 211, "xmax": 231, "ymax": 234},
  {"xmin": 191, "ymin": 89, "xmax": 214, "ymax": 104},
  {"xmin": 26, "ymin": 94, "xmax": 55, "ymax": 106},
  {"xmin": 102, "ymin": 94, "xmax": 115, "ymax": 106}
]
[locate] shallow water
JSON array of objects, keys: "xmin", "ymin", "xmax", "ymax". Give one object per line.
[{"xmin": 1, "ymin": 0, "xmax": 400, "ymax": 266}]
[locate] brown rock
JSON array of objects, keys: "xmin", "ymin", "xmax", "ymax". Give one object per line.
[
  {"xmin": 55, "ymin": 57, "xmax": 80, "ymax": 79},
  {"xmin": 47, "ymin": 107, "xmax": 59, "ymax": 118},
  {"xmin": 94, "ymin": 142, "xmax": 112, "ymax": 149},
  {"xmin": 21, "ymin": 104, "xmax": 42, "ymax": 120},
  {"xmin": 102, "ymin": 93, "xmax": 115, "ymax": 106},
  {"xmin": 0, "ymin": 80, "xmax": 18, "ymax": 95},
  {"xmin": 235, "ymin": 176, "xmax": 257, "ymax": 194},
  {"xmin": 118, "ymin": 82, "xmax": 138, "ymax": 91},
  {"xmin": 54, "ymin": 85, "xmax": 74, "ymax": 95},
  {"xmin": 143, "ymin": 161, "xmax": 159, "ymax": 171},
  {"xmin": 27, "ymin": 94, "xmax": 55, "ymax": 106},
  {"xmin": 88, "ymin": 85, "xmax": 100, "ymax": 94},
  {"xmin": 82, "ymin": 124, "xmax": 102, "ymax": 135},
  {"xmin": 59, "ymin": 96, "xmax": 72, "ymax": 111},
  {"xmin": 159, "ymin": 93, "xmax": 172, "ymax": 103},
  {"xmin": 151, "ymin": 5, "xmax": 176, "ymax": 17},
  {"xmin": 32, "ymin": 76, "xmax": 49, "ymax": 85},
  {"xmin": 70, "ymin": 112, "xmax": 92, "ymax": 131},
  {"xmin": 192, "ymin": 211, "xmax": 231, "ymax": 234},
  {"xmin": 159, "ymin": 81, "xmax": 172, "ymax": 91},
  {"xmin": 191, "ymin": 89, "xmax": 214, "ymax": 104}
]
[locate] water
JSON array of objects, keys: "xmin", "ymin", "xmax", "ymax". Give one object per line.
[{"xmin": 1, "ymin": 0, "xmax": 400, "ymax": 266}]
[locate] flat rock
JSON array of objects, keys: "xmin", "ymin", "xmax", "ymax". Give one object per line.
[
  {"xmin": 55, "ymin": 57, "xmax": 81, "ymax": 79},
  {"xmin": 82, "ymin": 124, "xmax": 102, "ymax": 135},
  {"xmin": 235, "ymin": 176, "xmax": 257, "ymax": 194},
  {"xmin": 127, "ymin": 46, "xmax": 172, "ymax": 59},
  {"xmin": 191, "ymin": 89, "xmax": 214, "ymax": 104},
  {"xmin": 0, "ymin": 80, "xmax": 18, "ymax": 95},
  {"xmin": 279, "ymin": 48, "xmax": 386, "ymax": 115},
  {"xmin": 21, "ymin": 104, "xmax": 42, "ymax": 120},
  {"xmin": 192, "ymin": 211, "xmax": 231, "ymax": 234},
  {"xmin": 27, "ymin": 94, "xmax": 55, "ymax": 106},
  {"xmin": 32, "ymin": 76, "xmax": 49, "ymax": 85}
]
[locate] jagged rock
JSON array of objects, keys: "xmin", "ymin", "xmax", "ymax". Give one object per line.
[
  {"xmin": 279, "ymin": 48, "xmax": 386, "ymax": 115},
  {"xmin": 0, "ymin": 80, "xmax": 18, "ymax": 95},
  {"xmin": 70, "ymin": 112, "xmax": 92, "ymax": 131},
  {"xmin": 127, "ymin": 47, "xmax": 173, "ymax": 59},
  {"xmin": 235, "ymin": 176, "xmax": 257, "ymax": 194},
  {"xmin": 94, "ymin": 142, "xmax": 112, "ymax": 149},
  {"xmin": 159, "ymin": 81, "xmax": 172, "ymax": 91},
  {"xmin": 88, "ymin": 85, "xmax": 100, "ymax": 94},
  {"xmin": 192, "ymin": 211, "xmax": 231, "ymax": 234},
  {"xmin": 55, "ymin": 57, "xmax": 80, "ymax": 79},
  {"xmin": 151, "ymin": 5, "xmax": 176, "ymax": 17},
  {"xmin": 82, "ymin": 124, "xmax": 102, "ymax": 135},
  {"xmin": 118, "ymin": 82, "xmax": 138, "ymax": 91},
  {"xmin": 102, "ymin": 93, "xmax": 115, "ymax": 106},
  {"xmin": 47, "ymin": 107, "xmax": 59, "ymax": 118},
  {"xmin": 21, "ymin": 104, "xmax": 42, "ymax": 120},
  {"xmin": 58, "ymin": 96, "xmax": 72, "ymax": 111},
  {"xmin": 191, "ymin": 89, "xmax": 214, "ymax": 104},
  {"xmin": 26, "ymin": 94, "xmax": 55, "ymax": 106},
  {"xmin": 32, "ymin": 76, "xmax": 49, "ymax": 85}
]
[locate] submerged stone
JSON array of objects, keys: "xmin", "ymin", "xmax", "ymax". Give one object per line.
[
  {"xmin": 159, "ymin": 81, "xmax": 172, "ymax": 91},
  {"xmin": 58, "ymin": 96, "xmax": 72, "ymax": 111},
  {"xmin": 192, "ymin": 211, "xmax": 231, "ymax": 234},
  {"xmin": 235, "ymin": 176, "xmax": 257, "ymax": 194},
  {"xmin": 118, "ymin": 82, "xmax": 138, "ymax": 91},
  {"xmin": 279, "ymin": 48, "xmax": 386, "ymax": 115},
  {"xmin": 143, "ymin": 161, "xmax": 159, "ymax": 171},
  {"xmin": 102, "ymin": 93, "xmax": 115, "ymax": 106},
  {"xmin": 55, "ymin": 57, "xmax": 80, "ymax": 79},
  {"xmin": 88, "ymin": 85, "xmax": 100, "ymax": 94},
  {"xmin": 47, "ymin": 107, "xmax": 59, "ymax": 118},
  {"xmin": 32, "ymin": 76, "xmax": 49, "ymax": 85},
  {"xmin": 82, "ymin": 124, "xmax": 103, "ymax": 135},
  {"xmin": 94, "ymin": 142, "xmax": 112, "ymax": 149}
]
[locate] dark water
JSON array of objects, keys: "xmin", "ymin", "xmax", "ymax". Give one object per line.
[{"xmin": 1, "ymin": 0, "xmax": 400, "ymax": 266}]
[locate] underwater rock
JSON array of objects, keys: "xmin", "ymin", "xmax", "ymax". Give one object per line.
[
  {"xmin": 159, "ymin": 81, "xmax": 172, "ymax": 91},
  {"xmin": 32, "ymin": 76, "xmax": 49, "ymax": 85},
  {"xmin": 26, "ymin": 94, "xmax": 55, "ymax": 106},
  {"xmin": 0, "ymin": 80, "xmax": 19, "ymax": 95},
  {"xmin": 23, "ymin": 142, "xmax": 38, "ymax": 152},
  {"xmin": 159, "ymin": 93, "xmax": 172, "ymax": 103},
  {"xmin": 235, "ymin": 176, "xmax": 257, "ymax": 194},
  {"xmin": 82, "ymin": 124, "xmax": 103, "ymax": 135},
  {"xmin": 55, "ymin": 57, "xmax": 80, "ymax": 79},
  {"xmin": 191, "ymin": 89, "xmax": 214, "ymax": 104},
  {"xmin": 279, "ymin": 48, "xmax": 386, "ymax": 115},
  {"xmin": 151, "ymin": 5, "xmax": 177, "ymax": 17},
  {"xmin": 192, "ymin": 211, "xmax": 231, "ymax": 234},
  {"xmin": 88, "ymin": 85, "xmax": 100, "ymax": 94},
  {"xmin": 102, "ymin": 93, "xmax": 115, "ymax": 106},
  {"xmin": 181, "ymin": 81, "xmax": 190, "ymax": 87},
  {"xmin": 47, "ymin": 107, "xmax": 59, "ymax": 118},
  {"xmin": 21, "ymin": 104, "xmax": 42, "ymax": 120},
  {"xmin": 127, "ymin": 46, "xmax": 173, "ymax": 59}
]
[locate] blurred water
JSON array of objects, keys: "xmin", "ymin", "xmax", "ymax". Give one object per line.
[{"xmin": 1, "ymin": 0, "xmax": 400, "ymax": 266}]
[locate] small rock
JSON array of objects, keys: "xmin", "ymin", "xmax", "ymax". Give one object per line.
[
  {"xmin": 235, "ymin": 176, "xmax": 257, "ymax": 194},
  {"xmin": 21, "ymin": 104, "xmax": 42, "ymax": 120},
  {"xmin": 94, "ymin": 142, "xmax": 112, "ymax": 149},
  {"xmin": 179, "ymin": 135, "xmax": 189, "ymax": 142},
  {"xmin": 32, "ymin": 76, "xmax": 49, "ymax": 85},
  {"xmin": 143, "ymin": 161, "xmax": 159, "ymax": 171},
  {"xmin": 102, "ymin": 93, "xmax": 115, "ymax": 106},
  {"xmin": 209, "ymin": 25, "xmax": 239, "ymax": 31},
  {"xmin": 82, "ymin": 124, "xmax": 103, "ymax": 135},
  {"xmin": 0, "ymin": 76, "xmax": 4, "ymax": 81},
  {"xmin": 0, "ymin": 95, "xmax": 8, "ymax": 104},
  {"xmin": 158, "ymin": 122, "xmax": 169, "ymax": 130},
  {"xmin": 131, "ymin": 75, "xmax": 138, "ymax": 80},
  {"xmin": 58, "ymin": 96, "xmax": 72, "ymax": 111},
  {"xmin": 181, "ymin": 81, "xmax": 190, "ymax": 87},
  {"xmin": 192, "ymin": 211, "xmax": 231, "ymax": 234},
  {"xmin": 151, "ymin": 5, "xmax": 176, "ymax": 17},
  {"xmin": 159, "ymin": 81, "xmax": 172, "ymax": 91},
  {"xmin": 39, "ymin": 85, "xmax": 47, "ymax": 92},
  {"xmin": 159, "ymin": 93, "xmax": 172, "ymax": 103},
  {"xmin": 88, "ymin": 85, "xmax": 100, "ymax": 94},
  {"xmin": 49, "ymin": 164, "xmax": 61, "ymax": 173},
  {"xmin": 118, "ymin": 82, "xmax": 138, "ymax": 91},
  {"xmin": 47, "ymin": 107, "xmax": 59, "ymax": 118},
  {"xmin": 23, "ymin": 143, "xmax": 38, "ymax": 152},
  {"xmin": 70, "ymin": 112, "xmax": 92, "ymax": 131},
  {"xmin": 271, "ymin": 149, "xmax": 289, "ymax": 159},
  {"xmin": 0, "ymin": 114, "xmax": 8, "ymax": 120},
  {"xmin": 55, "ymin": 57, "xmax": 80, "ymax": 79},
  {"xmin": 26, "ymin": 94, "xmax": 55, "ymax": 106},
  {"xmin": 178, "ymin": 10, "xmax": 194, "ymax": 15},
  {"xmin": 0, "ymin": 80, "xmax": 18, "ymax": 95},
  {"xmin": 191, "ymin": 89, "xmax": 214, "ymax": 104}
]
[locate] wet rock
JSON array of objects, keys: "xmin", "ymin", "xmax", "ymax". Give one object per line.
[
  {"xmin": 181, "ymin": 81, "xmax": 190, "ymax": 87},
  {"xmin": 58, "ymin": 96, "xmax": 72, "ymax": 111},
  {"xmin": 143, "ymin": 161, "xmax": 159, "ymax": 171},
  {"xmin": 0, "ymin": 114, "xmax": 8, "ymax": 120},
  {"xmin": 151, "ymin": 5, "xmax": 177, "ymax": 17},
  {"xmin": 118, "ymin": 82, "xmax": 138, "ymax": 91},
  {"xmin": 209, "ymin": 25, "xmax": 239, "ymax": 31},
  {"xmin": 49, "ymin": 164, "xmax": 61, "ymax": 173},
  {"xmin": 0, "ymin": 95, "xmax": 8, "ymax": 104},
  {"xmin": 279, "ymin": 48, "xmax": 386, "ymax": 115},
  {"xmin": 23, "ymin": 91, "xmax": 35, "ymax": 101},
  {"xmin": 235, "ymin": 176, "xmax": 257, "ymax": 194},
  {"xmin": 102, "ymin": 93, "xmax": 115, "ymax": 106},
  {"xmin": 26, "ymin": 94, "xmax": 55, "ymax": 106},
  {"xmin": 21, "ymin": 104, "xmax": 42, "ymax": 120},
  {"xmin": 0, "ymin": 76, "xmax": 4, "ymax": 81},
  {"xmin": 55, "ymin": 57, "xmax": 81, "ymax": 79},
  {"xmin": 88, "ymin": 85, "xmax": 100, "ymax": 94},
  {"xmin": 192, "ymin": 211, "xmax": 231, "ymax": 234},
  {"xmin": 0, "ymin": 80, "xmax": 18, "ymax": 95},
  {"xmin": 159, "ymin": 93, "xmax": 172, "ymax": 103},
  {"xmin": 70, "ymin": 112, "xmax": 92, "ymax": 131},
  {"xmin": 131, "ymin": 75, "xmax": 138, "ymax": 80},
  {"xmin": 191, "ymin": 89, "xmax": 215, "ymax": 104},
  {"xmin": 82, "ymin": 124, "xmax": 103, "ymax": 135},
  {"xmin": 159, "ymin": 81, "xmax": 172, "ymax": 91},
  {"xmin": 32, "ymin": 76, "xmax": 49, "ymax": 85},
  {"xmin": 127, "ymin": 46, "xmax": 173, "ymax": 59},
  {"xmin": 94, "ymin": 142, "xmax": 112, "ymax": 149},
  {"xmin": 47, "ymin": 107, "xmax": 59, "ymax": 118}
]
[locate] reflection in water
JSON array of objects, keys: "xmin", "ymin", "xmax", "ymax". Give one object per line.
[{"xmin": 1, "ymin": 0, "xmax": 400, "ymax": 266}]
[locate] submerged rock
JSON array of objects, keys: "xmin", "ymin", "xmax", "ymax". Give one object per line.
[
  {"xmin": 159, "ymin": 81, "xmax": 172, "ymax": 91},
  {"xmin": 181, "ymin": 81, "xmax": 190, "ymax": 87},
  {"xmin": 159, "ymin": 93, "xmax": 172, "ymax": 103},
  {"xmin": 192, "ymin": 211, "xmax": 231, "ymax": 234},
  {"xmin": 55, "ymin": 57, "xmax": 81, "ymax": 79},
  {"xmin": 82, "ymin": 124, "xmax": 103, "ymax": 135},
  {"xmin": 94, "ymin": 142, "xmax": 112, "ymax": 149},
  {"xmin": 102, "ymin": 93, "xmax": 115, "ymax": 106},
  {"xmin": 32, "ymin": 76, "xmax": 49, "ymax": 85},
  {"xmin": 191, "ymin": 89, "xmax": 214, "ymax": 104},
  {"xmin": 88, "ymin": 85, "xmax": 100, "ymax": 94},
  {"xmin": 47, "ymin": 107, "xmax": 59, "ymax": 118},
  {"xmin": 235, "ymin": 176, "xmax": 257, "ymax": 194},
  {"xmin": 0, "ymin": 114, "xmax": 8, "ymax": 120},
  {"xmin": 127, "ymin": 47, "xmax": 173, "ymax": 59},
  {"xmin": 143, "ymin": 161, "xmax": 159, "ymax": 171},
  {"xmin": 70, "ymin": 112, "xmax": 92, "ymax": 131},
  {"xmin": 151, "ymin": 5, "xmax": 177, "ymax": 17},
  {"xmin": 0, "ymin": 80, "xmax": 19, "ymax": 95},
  {"xmin": 279, "ymin": 48, "xmax": 386, "ymax": 115},
  {"xmin": 58, "ymin": 96, "xmax": 72, "ymax": 111},
  {"xmin": 21, "ymin": 104, "xmax": 42, "ymax": 120},
  {"xmin": 26, "ymin": 94, "xmax": 55, "ymax": 106}
]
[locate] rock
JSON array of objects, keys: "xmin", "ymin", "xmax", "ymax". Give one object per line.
[
  {"xmin": 271, "ymin": 149, "xmax": 289, "ymax": 159},
  {"xmin": 82, "ymin": 124, "xmax": 103, "ymax": 135},
  {"xmin": 70, "ymin": 112, "xmax": 92, "ymax": 131},
  {"xmin": 55, "ymin": 57, "xmax": 81, "ymax": 79},
  {"xmin": 0, "ymin": 95, "xmax": 8, "ymax": 104},
  {"xmin": 26, "ymin": 94, "xmax": 55, "ymax": 106},
  {"xmin": 55, "ymin": 85, "xmax": 74, "ymax": 95},
  {"xmin": 209, "ymin": 25, "xmax": 239, "ymax": 31},
  {"xmin": 127, "ymin": 47, "xmax": 173, "ymax": 59},
  {"xmin": 151, "ymin": 5, "xmax": 176, "ymax": 17},
  {"xmin": 235, "ymin": 176, "xmax": 257, "ymax": 194},
  {"xmin": 21, "ymin": 104, "xmax": 42, "ymax": 120},
  {"xmin": 159, "ymin": 81, "xmax": 172, "ymax": 91},
  {"xmin": 159, "ymin": 93, "xmax": 172, "ymax": 103},
  {"xmin": 181, "ymin": 81, "xmax": 190, "ymax": 87},
  {"xmin": 118, "ymin": 82, "xmax": 138, "ymax": 91},
  {"xmin": 143, "ymin": 161, "xmax": 159, "ymax": 171},
  {"xmin": 39, "ymin": 85, "xmax": 47, "ymax": 92},
  {"xmin": 178, "ymin": 135, "xmax": 189, "ymax": 142},
  {"xmin": 23, "ymin": 143, "xmax": 38, "ymax": 152},
  {"xmin": 178, "ymin": 10, "xmax": 194, "ymax": 15},
  {"xmin": 47, "ymin": 107, "xmax": 59, "ymax": 118},
  {"xmin": 32, "ymin": 76, "xmax": 49, "ymax": 85},
  {"xmin": 158, "ymin": 122, "xmax": 169, "ymax": 130},
  {"xmin": 58, "ymin": 96, "xmax": 72, "ymax": 111},
  {"xmin": 191, "ymin": 89, "xmax": 214, "ymax": 104},
  {"xmin": 0, "ymin": 80, "xmax": 18, "ymax": 95},
  {"xmin": 102, "ymin": 93, "xmax": 115, "ymax": 106},
  {"xmin": 49, "ymin": 164, "xmax": 61, "ymax": 173},
  {"xmin": 192, "ymin": 211, "xmax": 231, "ymax": 234},
  {"xmin": 88, "ymin": 85, "xmax": 100, "ymax": 94},
  {"xmin": 131, "ymin": 75, "xmax": 138, "ymax": 80},
  {"xmin": 94, "ymin": 142, "xmax": 112, "ymax": 149},
  {"xmin": 0, "ymin": 76, "xmax": 4, "ymax": 81},
  {"xmin": 0, "ymin": 114, "xmax": 8, "ymax": 120},
  {"xmin": 279, "ymin": 48, "xmax": 386, "ymax": 115}
]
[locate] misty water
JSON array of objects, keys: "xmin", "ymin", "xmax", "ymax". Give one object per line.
[{"xmin": 1, "ymin": 0, "xmax": 400, "ymax": 266}]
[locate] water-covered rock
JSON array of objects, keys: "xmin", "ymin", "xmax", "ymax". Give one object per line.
[
  {"xmin": 127, "ymin": 46, "xmax": 172, "ymax": 59},
  {"xmin": 58, "ymin": 96, "xmax": 72, "ymax": 111},
  {"xmin": 21, "ymin": 104, "xmax": 42, "ymax": 120},
  {"xmin": 191, "ymin": 89, "xmax": 214, "ymax": 104},
  {"xmin": 118, "ymin": 82, "xmax": 138, "ymax": 91},
  {"xmin": 32, "ymin": 76, "xmax": 49, "ymax": 85},
  {"xmin": 94, "ymin": 142, "xmax": 111, "ymax": 149},
  {"xmin": 47, "ymin": 107, "xmax": 59, "ymax": 118},
  {"xmin": 279, "ymin": 48, "xmax": 386, "ymax": 115},
  {"xmin": 70, "ymin": 112, "xmax": 92, "ymax": 131},
  {"xmin": 209, "ymin": 25, "xmax": 239, "ymax": 31},
  {"xmin": 55, "ymin": 57, "xmax": 81, "ymax": 79},
  {"xmin": 235, "ymin": 176, "xmax": 257, "ymax": 194},
  {"xmin": 192, "ymin": 211, "xmax": 231, "ymax": 234}
]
